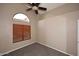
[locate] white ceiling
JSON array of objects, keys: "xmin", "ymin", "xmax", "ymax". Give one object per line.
[
  {"xmin": 40, "ymin": 3, "xmax": 64, "ymax": 11},
  {"xmin": 39, "ymin": 3, "xmax": 65, "ymax": 14},
  {"xmin": 25, "ymin": 3, "xmax": 65, "ymax": 14}
]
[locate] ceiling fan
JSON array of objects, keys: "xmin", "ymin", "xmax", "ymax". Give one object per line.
[{"xmin": 26, "ymin": 3, "xmax": 47, "ymax": 14}]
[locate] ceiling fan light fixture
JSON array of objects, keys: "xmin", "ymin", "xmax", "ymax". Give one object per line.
[{"xmin": 32, "ymin": 6, "xmax": 38, "ymax": 10}]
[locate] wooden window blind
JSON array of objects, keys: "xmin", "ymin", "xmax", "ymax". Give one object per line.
[{"xmin": 13, "ymin": 24, "xmax": 31, "ymax": 43}]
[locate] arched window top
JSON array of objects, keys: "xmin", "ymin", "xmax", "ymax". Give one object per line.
[{"xmin": 13, "ymin": 13, "xmax": 30, "ymax": 23}]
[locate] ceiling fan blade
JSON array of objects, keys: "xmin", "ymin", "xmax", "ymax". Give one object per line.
[
  {"xmin": 35, "ymin": 3, "xmax": 40, "ymax": 7},
  {"xmin": 27, "ymin": 3, "xmax": 32, "ymax": 5},
  {"xmin": 32, "ymin": 3, "xmax": 36, "ymax": 6},
  {"xmin": 38, "ymin": 7, "xmax": 47, "ymax": 11},
  {"xmin": 27, "ymin": 8, "xmax": 32, "ymax": 11},
  {"xmin": 27, "ymin": 3, "xmax": 36, "ymax": 6},
  {"xmin": 27, "ymin": 3, "xmax": 33, "ymax": 7},
  {"xmin": 25, "ymin": 4, "xmax": 31, "ymax": 8},
  {"xmin": 35, "ymin": 10, "xmax": 38, "ymax": 14}
]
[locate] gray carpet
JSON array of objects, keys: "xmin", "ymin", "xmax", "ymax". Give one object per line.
[{"xmin": 3, "ymin": 43, "xmax": 69, "ymax": 56}]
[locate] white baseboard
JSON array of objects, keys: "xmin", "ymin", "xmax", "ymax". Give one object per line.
[
  {"xmin": 37, "ymin": 42, "xmax": 73, "ymax": 56},
  {"xmin": 0, "ymin": 42, "xmax": 35, "ymax": 56}
]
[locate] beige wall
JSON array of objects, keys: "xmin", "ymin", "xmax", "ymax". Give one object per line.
[
  {"xmin": 38, "ymin": 16, "xmax": 67, "ymax": 52},
  {"xmin": 37, "ymin": 4, "xmax": 79, "ymax": 55},
  {"xmin": 64, "ymin": 11, "xmax": 79, "ymax": 55},
  {"xmin": 0, "ymin": 4, "xmax": 38, "ymax": 55}
]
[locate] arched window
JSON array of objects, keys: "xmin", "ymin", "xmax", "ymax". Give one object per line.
[{"xmin": 13, "ymin": 13, "xmax": 30, "ymax": 23}]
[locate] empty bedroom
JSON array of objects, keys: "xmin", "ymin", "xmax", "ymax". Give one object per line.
[{"xmin": 0, "ymin": 3, "xmax": 79, "ymax": 56}]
